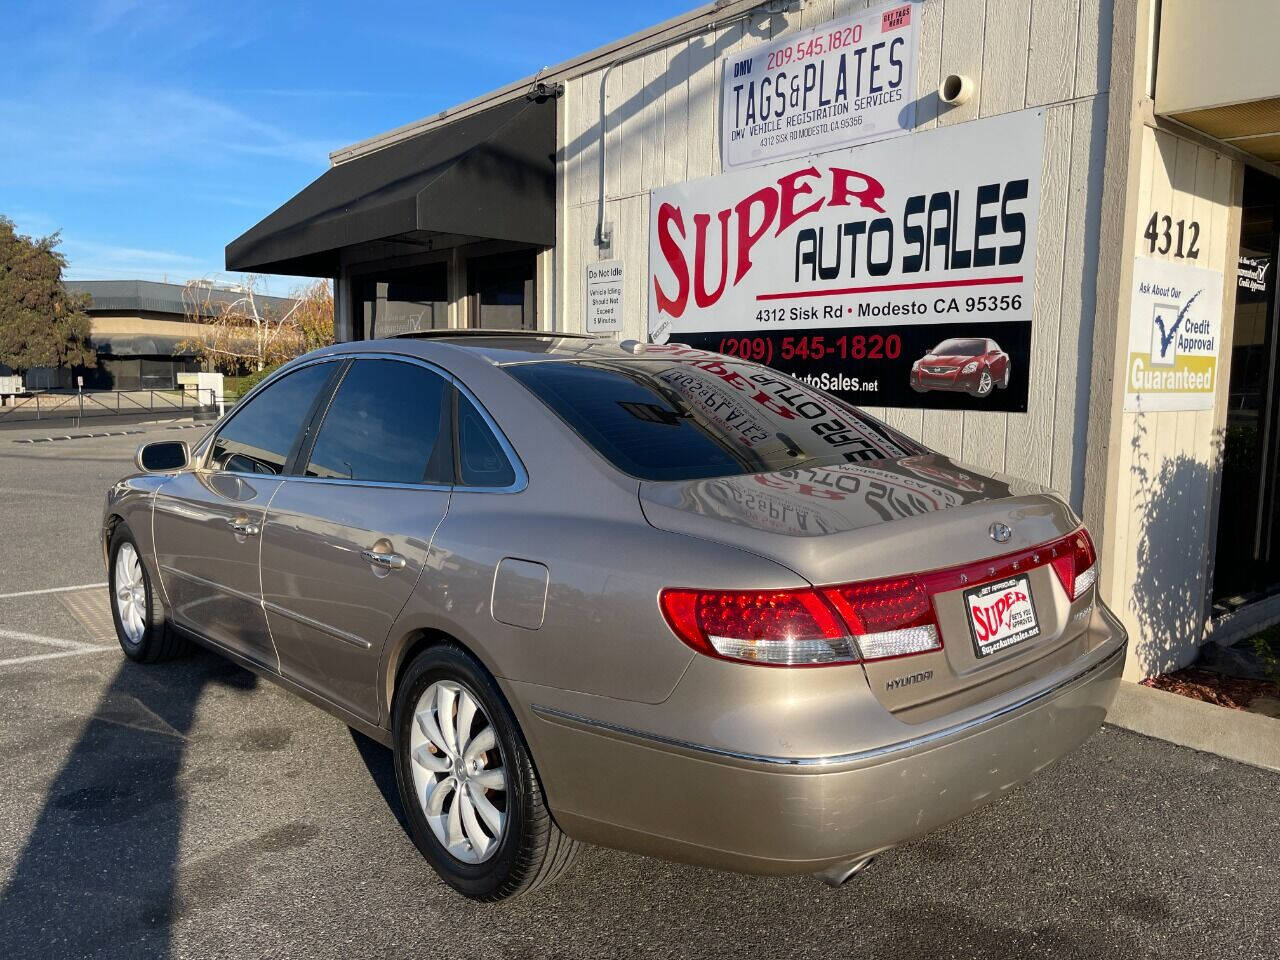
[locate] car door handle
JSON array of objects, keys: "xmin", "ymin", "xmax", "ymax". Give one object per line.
[
  {"xmin": 361, "ymin": 549, "xmax": 406, "ymax": 571},
  {"xmin": 226, "ymin": 518, "xmax": 260, "ymax": 537}
]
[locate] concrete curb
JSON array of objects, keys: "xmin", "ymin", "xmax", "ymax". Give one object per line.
[{"xmin": 1106, "ymin": 680, "xmax": 1280, "ymax": 773}]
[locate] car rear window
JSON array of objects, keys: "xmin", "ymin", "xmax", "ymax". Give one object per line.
[{"xmin": 504, "ymin": 353, "xmax": 918, "ymax": 482}]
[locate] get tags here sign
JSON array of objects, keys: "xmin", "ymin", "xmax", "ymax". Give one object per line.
[
  {"xmin": 721, "ymin": 0, "xmax": 917, "ymax": 171},
  {"xmin": 1124, "ymin": 256, "xmax": 1224, "ymax": 412}
]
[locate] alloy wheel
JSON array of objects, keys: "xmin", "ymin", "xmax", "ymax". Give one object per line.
[
  {"xmin": 408, "ymin": 679, "xmax": 508, "ymax": 864},
  {"xmin": 113, "ymin": 542, "xmax": 147, "ymax": 644},
  {"xmin": 977, "ymin": 370, "xmax": 993, "ymax": 395}
]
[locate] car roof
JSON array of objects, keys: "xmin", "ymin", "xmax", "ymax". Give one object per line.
[{"xmin": 326, "ymin": 330, "xmax": 664, "ymax": 366}]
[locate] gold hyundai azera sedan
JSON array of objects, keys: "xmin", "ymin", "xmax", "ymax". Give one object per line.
[{"xmin": 104, "ymin": 332, "xmax": 1126, "ymax": 901}]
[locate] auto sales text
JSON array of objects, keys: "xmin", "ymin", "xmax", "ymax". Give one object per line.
[{"xmin": 652, "ymin": 164, "xmax": 1029, "ymax": 319}]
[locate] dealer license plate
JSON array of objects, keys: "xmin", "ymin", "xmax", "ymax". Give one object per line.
[{"xmin": 965, "ymin": 574, "xmax": 1040, "ymax": 658}]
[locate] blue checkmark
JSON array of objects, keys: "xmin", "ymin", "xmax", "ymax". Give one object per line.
[{"xmin": 1153, "ymin": 289, "xmax": 1202, "ymax": 358}]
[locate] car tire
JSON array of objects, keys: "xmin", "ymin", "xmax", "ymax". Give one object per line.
[
  {"xmin": 973, "ymin": 369, "xmax": 994, "ymax": 397},
  {"xmin": 392, "ymin": 644, "xmax": 580, "ymax": 901},
  {"xmin": 999, "ymin": 366, "xmax": 1010, "ymax": 389},
  {"xmin": 107, "ymin": 524, "xmax": 189, "ymax": 663}
]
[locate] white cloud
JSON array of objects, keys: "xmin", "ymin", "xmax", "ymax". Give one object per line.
[
  {"xmin": 0, "ymin": 79, "xmax": 337, "ymax": 191},
  {"xmin": 59, "ymin": 238, "xmax": 210, "ymax": 283}
]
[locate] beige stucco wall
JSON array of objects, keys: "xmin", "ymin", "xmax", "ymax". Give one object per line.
[
  {"xmin": 1101, "ymin": 127, "xmax": 1243, "ymax": 680},
  {"xmin": 89, "ymin": 313, "xmax": 209, "ymax": 343}
]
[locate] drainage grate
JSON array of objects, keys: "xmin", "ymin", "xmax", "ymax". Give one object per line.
[{"xmin": 58, "ymin": 587, "xmax": 117, "ymax": 644}]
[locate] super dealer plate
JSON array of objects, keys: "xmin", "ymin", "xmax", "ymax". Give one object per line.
[{"xmin": 964, "ymin": 574, "xmax": 1040, "ymax": 658}]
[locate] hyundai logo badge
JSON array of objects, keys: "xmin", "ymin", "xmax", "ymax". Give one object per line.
[{"xmin": 989, "ymin": 522, "xmax": 1012, "ymax": 544}]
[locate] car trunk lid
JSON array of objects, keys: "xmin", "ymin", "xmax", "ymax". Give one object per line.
[{"xmin": 639, "ymin": 453, "xmax": 1100, "ymax": 721}]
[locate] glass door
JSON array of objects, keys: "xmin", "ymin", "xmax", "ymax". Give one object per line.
[
  {"xmin": 1213, "ymin": 168, "xmax": 1280, "ymax": 609},
  {"xmin": 466, "ymin": 250, "xmax": 537, "ymax": 330}
]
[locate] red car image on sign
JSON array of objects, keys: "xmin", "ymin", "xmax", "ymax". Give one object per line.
[
  {"xmin": 965, "ymin": 575, "xmax": 1040, "ymax": 658},
  {"xmin": 910, "ymin": 337, "xmax": 1011, "ymax": 397}
]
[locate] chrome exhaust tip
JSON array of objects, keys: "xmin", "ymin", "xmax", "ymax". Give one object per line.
[{"xmin": 816, "ymin": 854, "xmax": 876, "ymax": 887}]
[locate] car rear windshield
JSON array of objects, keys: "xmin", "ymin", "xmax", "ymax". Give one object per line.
[
  {"xmin": 504, "ymin": 354, "xmax": 918, "ymax": 482},
  {"xmin": 933, "ymin": 338, "xmax": 987, "ymax": 355}
]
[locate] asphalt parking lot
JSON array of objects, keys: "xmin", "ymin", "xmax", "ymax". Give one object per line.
[{"xmin": 1, "ymin": 422, "xmax": 1278, "ymax": 960}]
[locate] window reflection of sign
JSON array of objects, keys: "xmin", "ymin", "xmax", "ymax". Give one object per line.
[
  {"xmin": 617, "ymin": 401, "xmax": 686, "ymax": 426},
  {"xmin": 1238, "ymin": 255, "xmax": 1271, "ymax": 294},
  {"xmin": 647, "ymin": 344, "xmax": 918, "ymax": 461},
  {"xmin": 657, "ymin": 367, "xmax": 772, "ymax": 448},
  {"xmin": 898, "ymin": 455, "xmax": 988, "ymax": 494},
  {"xmin": 700, "ymin": 476, "xmax": 848, "ymax": 536},
  {"xmin": 758, "ymin": 463, "xmax": 963, "ymax": 520}
]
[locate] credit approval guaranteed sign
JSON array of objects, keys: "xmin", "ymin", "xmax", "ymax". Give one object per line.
[
  {"xmin": 721, "ymin": 0, "xmax": 917, "ymax": 170},
  {"xmin": 648, "ymin": 108, "xmax": 1045, "ymax": 411}
]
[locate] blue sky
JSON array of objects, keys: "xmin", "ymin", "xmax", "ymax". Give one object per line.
[{"xmin": 1, "ymin": 0, "xmax": 692, "ymax": 295}]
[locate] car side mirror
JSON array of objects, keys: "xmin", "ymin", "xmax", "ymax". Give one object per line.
[{"xmin": 135, "ymin": 440, "xmax": 190, "ymax": 473}]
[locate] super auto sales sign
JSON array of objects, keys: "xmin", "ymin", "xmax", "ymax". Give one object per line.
[{"xmin": 648, "ymin": 109, "xmax": 1045, "ymax": 411}]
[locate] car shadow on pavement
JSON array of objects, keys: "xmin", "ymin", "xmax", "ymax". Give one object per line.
[
  {"xmin": 0, "ymin": 649, "xmax": 256, "ymax": 960},
  {"xmin": 348, "ymin": 728, "xmax": 409, "ymax": 831}
]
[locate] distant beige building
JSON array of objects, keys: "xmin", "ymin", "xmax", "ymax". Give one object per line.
[{"xmin": 62, "ymin": 280, "xmax": 296, "ymax": 390}]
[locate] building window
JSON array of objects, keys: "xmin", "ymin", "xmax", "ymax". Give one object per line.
[
  {"xmin": 356, "ymin": 263, "xmax": 448, "ymax": 339},
  {"xmin": 467, "ymin": 250, "xmax": 537, "ymax": 330}
]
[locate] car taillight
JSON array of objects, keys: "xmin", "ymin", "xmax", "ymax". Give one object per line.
[
  {"xmin": 659, "ymin": 575, "xmax": 942, "ymax": 668},
  {"xmin": 658, "ymin": 587, "xmax": 857, "ymax": 666},
  {"xmin": 821, "ymin": 576, "xmax": 942, "ymax": 661},
  {"xmin": 1049, "ymin": 528, "xmax": 1097, "ymax": 600}
]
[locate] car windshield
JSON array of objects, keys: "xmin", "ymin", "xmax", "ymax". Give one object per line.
[
  {"xmin": 932, "ymin": 338, "xmax": 987, "ymax": 355},
  {"xmin": 505, "ymin": 352, "xmax": 920, "ymax": 482}
]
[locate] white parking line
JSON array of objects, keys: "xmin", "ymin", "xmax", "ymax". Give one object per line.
[
  {"xmin": 0, "ymin": 582, "xmax": 108, "ymax": 601},
  {"xmin": 0, "ymin": 628, "xmax": 85, "ymax": 648},
  {"xmin": 0, "ymin": 647, "xmax": 117, "ymax": 667},
  {"xmin": 0, "ymin": 627, "xmax": 114, "ymax": 667}
]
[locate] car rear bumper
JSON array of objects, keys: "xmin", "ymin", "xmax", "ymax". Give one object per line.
[{"xmin": 520, "ymin": 603, "xmax": 1126, "ymax": 875}]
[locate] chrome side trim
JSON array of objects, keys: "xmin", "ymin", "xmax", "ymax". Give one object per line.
[
  {"xmin": 160, "ymin": 564, "xmax": 259, "ymax": 606},
  {"xmin": 272, "ymin": 475, "xmax": 453, "ymax": 493},
  {"xmin": 261, "ymin": 599, "xmax": 372, "ymax": 650},
  {"xmin": 531, "ymin": 643, "xmax": 1125, "ymax": 769}
]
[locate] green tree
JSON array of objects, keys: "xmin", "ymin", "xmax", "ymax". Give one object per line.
[{"xmin": 0, "ymin": 216, "xmax": 96, "ymax": 375}]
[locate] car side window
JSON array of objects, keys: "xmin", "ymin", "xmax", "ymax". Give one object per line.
[
  {"xmin": 304, "ymin": 358, "xmax": 451, "ymax": 484},
  {"xmin": 208, "ymin": 362, "xmax": 336, "ymax": 475},
  {"xmin": 456, "ymin": 392, "xmax": 516, "ymax": 488}
]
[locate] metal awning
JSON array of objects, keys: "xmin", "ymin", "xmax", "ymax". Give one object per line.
[{"xmin": 225, "ymin": 97, "xmax": 556, "ymax": 277}]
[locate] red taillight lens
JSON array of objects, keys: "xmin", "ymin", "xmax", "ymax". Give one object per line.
[
  {"xmin": 660, "ymin": 530, "xmax": 1097, "ymax": 668},
  {"xmin": 1050, "ymin": 528, "xmax": 1097, "ymax": 600},
  {"xmin": 658, "ymin": 587, "xmax": 856, "ymax": 666},
  {"xmin": 822, "ymin": 576, "xmax": 942, "ymax": 661},
  {"xmin": 659, "ymin": 577, "xmax": 943, "ymax": 667}
]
